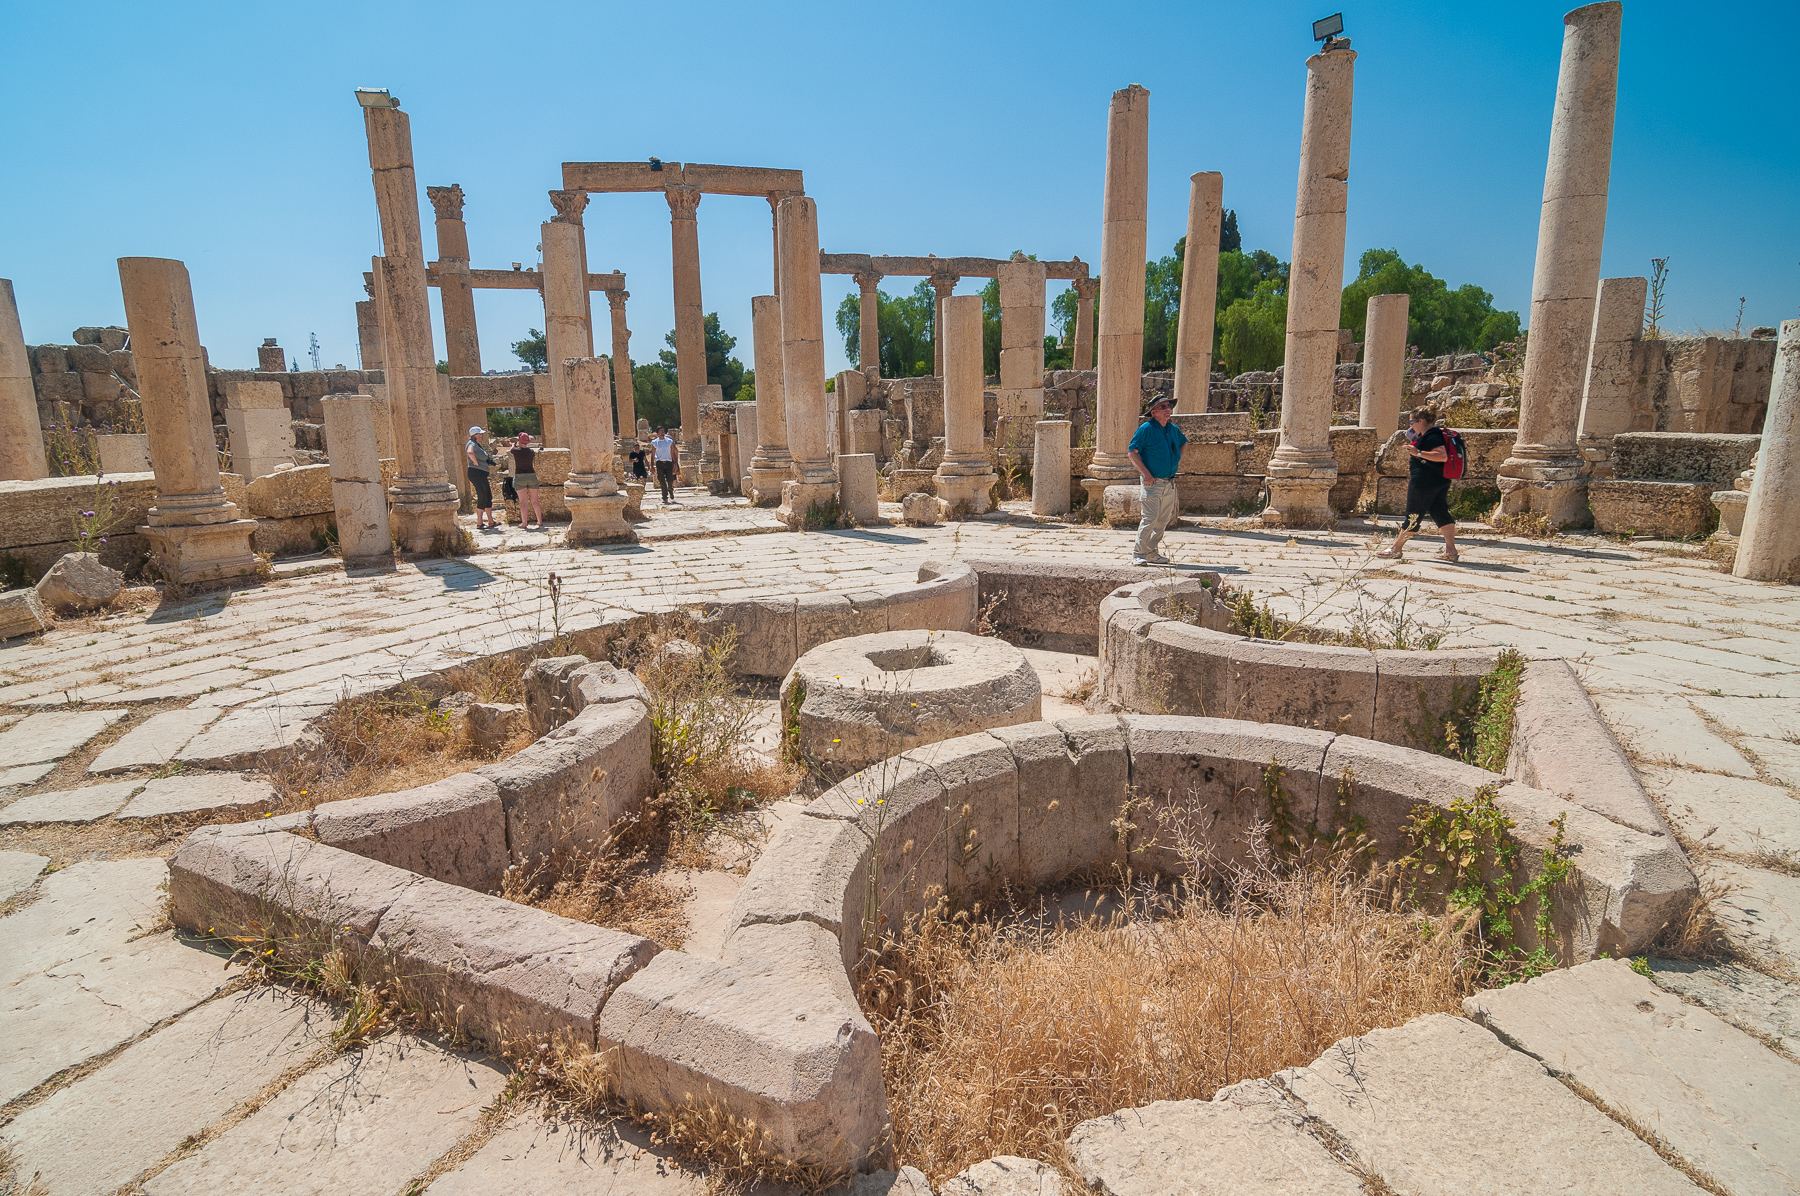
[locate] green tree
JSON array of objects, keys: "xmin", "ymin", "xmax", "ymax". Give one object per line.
[
  {"xmin": 1218, "ymin": 283, "xmax": 1289, "ymax": 374},
  {"xmin": 1220, "ymin": 208, "xmax": 1242, "ymax": 253},
  {"xmin": 1143, "ymin": 240, "xmax": 1184, "ymax": 371},
  {"xmin": 512, "ymin": 328, "xmax": 548, "ymax": 373},
  {"xmin": 658, "ymin": 312, "xmax": 748, "ymax": 400},
  {"xmin": 834, "ymin": 279, "xmax": 937, "ymax": 378},
  {"xmin": 1339, "ymin": 249, "xmax": 1521, "ymax": 355},
  {"xmin": 632, "ymin": 363, "xmax": 681, "ymax": 430},
  {"xmin": 978, "ymin": 279, "xmax": 1003, "ymax": 376}
]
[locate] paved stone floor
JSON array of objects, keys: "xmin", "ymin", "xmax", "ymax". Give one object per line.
[{"xmin": 2, "ymin": 492, "xmax": 1797, "ymax": 1193}]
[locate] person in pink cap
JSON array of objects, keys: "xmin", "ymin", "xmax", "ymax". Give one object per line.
[{"xmin": 509, "ymin": 432, "xmax": 543, "ymax": 529}]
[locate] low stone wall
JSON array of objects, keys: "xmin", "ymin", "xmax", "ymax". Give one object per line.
[
  {"xmin": 1591, "ymin": 432, "xmax": 1762, "ymax": 537},
  {"xmin": 964, "ymin": 558, "xmax": 1146, "ymax": 653},
  {"xmin": 0, "ymin": 470, "xmax": 248, "ymax": 580}
]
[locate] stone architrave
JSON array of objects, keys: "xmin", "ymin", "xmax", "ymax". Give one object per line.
[
  {"xmin": 854, "ymin": 271, "xmax": 882, "ymax": 374},
  {"xmin": 1735, "ymin": 320, "xmax": 1800, "ymax": 582},
  {"xmin": 996, "ymin": 256, "xmax": 1047, "ymax": 458},
  {"xmin": 1263, "ymin": 45, "xmax": 1355, "ymax": 529},
  {"xmin": 748, "ymin": 294, "xmax": 791, "ymax": 506},
  {"xmin": 428, "ymin": 184, "xmax": 481, "ymax": 377},
  {"xmin": 606, "ymin": 289, "xmax": 636, "ymax": 443},
  {"xmin": 118, "ymin": 258, "xmax": 258, "ymax": 584},
  {"xmin": 362, "ymin": 101, "xmax": 458, "ymax": 550},
  {"xmin": 542, "ymin": 196, "xmax": 595, "ymax": 446},
  {"xmin": 320, "ymin": 396, "xmax": 391, "ymax": 564},
  {"xmin": 934, "ymin": 295, "xmax": 999, "ymax": 517},
  {"xmin": 1071, "ymin": 277, "xmax": 1099, "ymax": 373},
  {"xmin": 1033, "ymin": 420, "xmax": 1072, "ymax": 516},
  {"xmin": 1173, "ymin": 171, "xmax": 1223, "ymax": 414},
  {"xmin": 1575, "ymin": 275, "xmax": 1649, "ymax": 479},
  {"xmin": 0, "ymin": 279, "xmax": 48, "ymax": 481},
  {"xmin": 774, "ymin": 197, "xmax": 838, "ymax": 528},
  {"xmin": 929, "ymin": 271, "xmax": 959, "ymax": 378},
  {"xmin": 667, "ymin": 184, "xmax": 706, "ymax": 441},
  {"xmin": 220, "ymin": 380, "xmax": 295, "ymax": 481},
  {"xmin": 562, "ymin": 357, "xmax": 634, "ymax": 545},
  {"xmin": 1084, "ymin": 85, "xmax": 1151, "ymax": 507},
  {"xmin": 1359, "ymin": 292, "xmax": 1410, "ymax": 434},
  {"xmin": 1497, "ymin": 1, "xmax": 1623, "ymax": 527}
]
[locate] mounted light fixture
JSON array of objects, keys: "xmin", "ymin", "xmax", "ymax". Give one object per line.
[
  {"xmin": 648, "ymin": 157, "xmax": 664, "ymax": 172},
  {"xmin": 354, "ymin": 88, "xmax": 399, "ymax": 109},
  {"xmin": 1312, "ymin": 12, "xmax": 1346, "ymax": 50}
]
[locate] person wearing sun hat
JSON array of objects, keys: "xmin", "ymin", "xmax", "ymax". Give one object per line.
[
  {"xmin": 464, "ymin": 426, "xmax": 497, "ymax": 530},
  {"xmin": 1127, "ymin": 393, "xmax": 1186, "ymax": 566},
  {"xmin": 509, "ymin": 431, "xmax": 544, "ymax": 529}
]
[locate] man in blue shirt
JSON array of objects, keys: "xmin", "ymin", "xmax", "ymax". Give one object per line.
[{"xmin": 1126, "ymin": 394, "xmax": 1187, "ymax": 565}]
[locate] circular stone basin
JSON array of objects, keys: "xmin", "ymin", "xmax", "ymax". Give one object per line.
[{"xmin": 782, "ymin": 629, "xmax": 1042, "ymax": 773}]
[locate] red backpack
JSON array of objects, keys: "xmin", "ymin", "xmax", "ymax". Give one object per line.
[{"xmin": 1441, "ymin": 427, "xmax": 1468, "ymax": 480}]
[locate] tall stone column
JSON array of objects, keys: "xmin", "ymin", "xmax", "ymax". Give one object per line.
[
  {"xmin": 1071, "ymin": 277, "xmax": 1098, "ymax": 372},
  {"xmin": 1359, "ymin": 292, "xmax": 1410, "ymax": 434},
  {"xmin": 0, "ymin": 279, "xmax": 48, "ymax": 481},
  {"xmin": 774, "ymin": 196, "xmax": 838, "ymax": 528},
  {"xmin": 1498, "ymin": 1, "xmax": 1623, "ymax": 526},
  {"xmin": 1263, "ymin": 47, "xmax": 1355, "ymax": 529},
  {"xmin": 355, "ymin": 283, "xmax": 383, "ymax": 372},
  {"xmin": 542, "ymin": 191, "xmax": 594, "ymax": 461},
  {"xmin": 995, "ymin": 255, "xmax": 1047, "ymax": 458},
  {"xmin": 428, "ymin": 184, "xmax": 481, "ymax": 376},
  {"xmin": 362, "ymin": 99, "xmax": 458, "ymax": 551},
  {"xmin": 667, "ymin": 184, "xmax": 706, "ymax": 441},
  {"xmin": 933, "ymin": 294, "xmax": 999, "ymax": 517},
  {"xmin": 563, "ymin": 356, "xmax": 634, "ymax": 545},
  {"xmin": 118, "ymin": 258, "xmax": 258, "ymax": 583},
  {"xmin": 1575, "ymin": 275, "xmax": 1648, "ymax": 479},
  {"xmin": 320, "ymin": 395, "xmax": 391, "ymax": 566},
  {"xmin": 854, "ymin": 271, "xmax": 883, "ymax": 374},
  {"xmin": 1735, "ymin": 320, "xmax": 1800, "ymax": 583},
  {"xmin": 748, "ymin": 293, "xmax": 791, "ymax": 506},
  {"xmin": 606, "ymin": 289, "xmax": 636, "ymax": 443},
  {"xmin": 1083, "ymin": 84, "xmax": 1151, "ymax": 506},
  {"xmin": 929, "ymin": 271, "xmax": 959, "ymax": 377},
  {"xmin": 1173, "ymin": 171, "xmax": 1223, "ymax": 414}
]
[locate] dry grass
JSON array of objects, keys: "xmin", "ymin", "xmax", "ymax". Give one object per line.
[
  {"xmin": 859, "ymin": 854, "xmax": 1474, "ymax": 1182},
  {"xmin": 500, "ymin": 817, "xmax": 694, "ymax": 948}
]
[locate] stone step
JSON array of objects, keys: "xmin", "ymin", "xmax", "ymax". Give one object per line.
[{"xmin": 1465, "ymin": 958, "xmax": 1800, "ymax": 1196}]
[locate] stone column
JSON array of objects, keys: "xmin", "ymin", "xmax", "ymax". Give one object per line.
[
  {"xmin": 1084, "ymin": 84, "xmax": 1151, "ymax": 507},
  {"xmin": 355, "ymin": 290, "xmax": 383, "ymax": 372},
  {"xmin": 542, "ymin": 193, "xmax": 594, "ymax": 464},
  {"xmin": 667, "ymin": 184, "xmax": 706, "ymax": 442},
  {"xmin": 996, "ymin": 255, "xmax": 1047, "ymax": 459},
  {"xmin": 118, "ymin": 258, "xmax": 258, "ymax": 583},
  {"xmin": 606, "ymin": 289, "xmax": 636, "ymax": 444},
  {"xmin": 934, "ymin": 294, "xmax": 999, "ymax": 517},
  {"xmin": 748, "ymin": 293, "xmax": 791, "ymax": 506},
  {"xmin": 362, "ymin": 100, "xmax": 458, "ymax": 551},
  {"xmin": 929, "ymin": 271, "xmax": 959, "ymax": 377},
  {"xmin": 1174, "ymin": 171, "xmax": 1224, "ymax": 414},
  {"xmin": 1359, "ymin": 292, "xmax": 1410, "ymax": 434},
  {"xmin": 428, "ymin": 184, "xmax": 481, "ymax": 377},
  {"xmin": 734, "ymin": 403, "xmax": 758, "ymax": 493},
  {"xmin": 1575, "ymin": 275, "xmax": 1648, "ymax": 478},
  {"xmin": 774, "ymin": 196, "xmax": 838, "ymax": 527},
  {"xmin": 1032, "ymin": 420, "xmax": 1072, "ymax": 516},
  {"xmin": 320, "ymin": 395, "xmax": 391, "ymax": 565},
  {"xmin": 1735, "ymin": 320, "xmax": 1800, "ymax": 582},
  {"xmin": 1263, "ymin": 47, "xmax": 1355, "ymax": 529},
  {"xmin": 0, "ymin": 279, "xmax": 48, "ymax": 481},
  {"xmin": 563, "ymin": 356, "xmax": 634, "ymax": 545},
  {"xmin": 854, "ymin": 271, "xmax": 883, "ymax": 374},
  {"xmin": 1498, "ymin": 1, "xmax": 1623, "ymax": 526},
  {"xmin": 1071, "ymin": 277, "xmax": 1098, "ymax": 373}
]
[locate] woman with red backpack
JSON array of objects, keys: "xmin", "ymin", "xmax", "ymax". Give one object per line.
[{"xmin": 1378, "ymin": 407, "xmax": 1462, "ymax": 562}]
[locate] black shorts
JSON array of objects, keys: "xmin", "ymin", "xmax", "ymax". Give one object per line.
[
  {"xmin": 1403, "ymin": 477, "xmax": 1453, "ymax": 531},
  {"xmin": 468, "ymin": 469, "xmax": 492, "ymax": 509}
]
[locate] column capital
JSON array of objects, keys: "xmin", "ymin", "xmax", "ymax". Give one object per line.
[
  {"xmin": 853, "ymin": 271, "xmax": 883, "ymax": 293},
  {"xmin": 549, "ymin": 189, "xmax": 589, "ymax": 225},
  {"xmin": 607, "ymin": 288, "xmax": 630, "ymax": 311},
  {"xmin": 929, "ymin": 272, "xmax": 960, "ymax": 298},
  {"xmin": 766, "ymin": 188, "xmax": 802, "ymax": 212},
  {"xmin": 1073, "ymin": 277, "xmax": 1100, "ymax": 300},
  {"xmin": 667, "ymin": 184, "xmax": 702, "ymax": 219},
  {"xmin": 426, "ymin": 183, "xmax": 465, "ymax": 221}
]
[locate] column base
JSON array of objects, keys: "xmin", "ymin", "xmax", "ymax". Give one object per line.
[
  {"xmin": 566, "ymin": 494, "xmax": 637, "ymax": 545},
  {"xmin": 139, "ymin": 519, "xmax": 261, "ymax": 586},
  {"xmin": 749, "ymin": 467, "xmax": 789, "ymax": 507},
  {"xmin": 1496, "ymin": 447, "xmax": 1591, "ymax": 527},
  {"xmin": 389, "ymin": 481, "xmax": 462, "ymax": 553},
  {"xmin": 1261, "ymin": 477, "xmax": 1337, "ymax": 529},
  {"xmin": 778, "ymin": 480, "xmax": 841, "ymax": 530},
  {"xmin": 933, "ymin": 469, "xmax": 998, "ymax": 518}
]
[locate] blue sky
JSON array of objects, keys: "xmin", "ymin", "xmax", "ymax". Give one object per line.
[{"xmin": 3, "ymin": 0, "xmax": 1794, "ymax": 376}]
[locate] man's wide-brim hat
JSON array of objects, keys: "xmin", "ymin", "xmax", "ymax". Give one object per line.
[{"xmin": 1144, "ymin": 394, "xmax": 1176, "ymax": 413}]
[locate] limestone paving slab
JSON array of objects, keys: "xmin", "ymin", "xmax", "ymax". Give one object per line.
[
  {"xmin": 425, "ymin": 1110, "xmax": 708, "ymax": 1196},
  {"xmin": 1642, "ymin": 767, "xmax": 1800, "ymax": 858},
  {"xmin": 87, "ymin": 706, "xmax": 224, "ymax": 773},
  {"xmin": 118, "ymin": 771, "xmax": 278, "ymax": 820},
  {"xmin": 1709, "ymin": 860, "xmax": 1800, "ymax": 974},
  {"xmin": 0, "ymin": 708, "xmax": 128, "ymax": 767},
  {"xmin": 1652, "ymin": 958, "xmax": 1800, "ymax": 1055},
  {"xmin": 1689, "ymin": 694, "xmax": 1800, "ymax": 742},
  {"xmin": 0, "ymin": 850, "xmax": 48, "ymax": 901},
  {"xmin": 1744, "ymin": 736, "xmax": 1800, "ymax": 789},
  {"xmin": 0, "ymin": 778, "xmax": 144, "ymax": 825},
  {"xmin": 1592, "ymin": 694, "xmax": 1755, "ymax": 776},
  {"xmin": 1466, "ymin": 960, "xmax": 1800, "ymax": 1196},
  {"xmin": 0, "ymin": 761, "xmax": 54, "ymax": 789},
  {"xmin": 143, "ymin": 1034, "xmax": 507, "ymax": 1196},
  {"xmin": 1, "ymin": 988, "xmax": 332, "ymax": 1196}
]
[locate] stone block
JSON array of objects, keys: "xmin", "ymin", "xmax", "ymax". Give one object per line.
[
  {"xmin": 118, "ymin": 772, "xmax": 277, "ymax": 820},
  {"xmin": 795, "ymin": 591, "xmax": 888, "ymax": 659},
  {"xmin": 245, "ymin": 463, "xmax": 333, "ymax": 519},
  {"xmin": 941, "ymin": 1157, "xmax": 1065, "ymax": 1196},
  {"xmin": 32, "ymin": 370, "xmax": 83, "ymax": 407},
  {"xmin": 971, "ymin": 558, "xmax": 1148, "ymax": 653},
  {"xmin": 569, "ymin": 661, "xmax": 652, "ymax": 714},
  {"xmin": 312, "ymin": 774, "xmax": 509, "ymax": 891},
  {"xmin": 839, "ymin": 452, "xmax": 879, "ymax": 524},
  {"xmin": 0, "ymin": 709, "xmax": 127, "ymax": 768},
  {"xmin": 66, "ymin": 343, "xmax": 111, "ymax": 373},
  {"xmin": 1507, "ymin": 659, "xmax": 1668, "ymax": 837},
  {"xmin": 901, "ymin": 490, "xmax": 939, "ymax": 525},
  {"xmin": 881, "ymin": 560, "xmax": 978, "ymax": 635},
  {"xmin": 463, "ymin": 701, "xmax": 526, "ymax": 751},
  {"xmin": 34, "ymin": 550, "xmax": 123, "ymax": 611},
  {"xmin": 534, "ymin": 446, "xmax": 571, "ymax": 486},
  {"xmin": 0, "ymin": 474, "xmax": 157, "ymax": 555},
  {"xmin": 989, "ymin": 720, "xmax": 1127, "ymax": 887},
  {"xmin": 1589, "ymin": 479, "xmax": 1716, "ymax": 538},
  {"xmin": 96, "ymin": 432, "xmax": 151, "ymax": 473},
  {"xmin": 908, "ymin": 731, "xmax": 1021, "ymax": 892},
  {"xmin": 1223, "ymin": 639, "xmax": 1377, "ymax": 738},
  {"xmin": 81, "ymin": 369, "xmax": 121, "ymax": 402},
  {"xmin": 721, "ymin": 804, "xmax": 873, "ymax": 958},
  {"xmin": 0, "ymin": 779, "xmax": 143, "ymax": 825},
  {"xmin": 523, "ymin": 654, "xmax": 590, "ymax": 737},
  {"xmin": 31, "ymin": 345, "xmax": 66, "ymax": 374},
  {"xmin": 1614, "ymin": 431, "xmax": 1761, "ymax": 484},
  {"xmin": 221, "ymin": 379, "xmax": 286, "ymax": 411},
  {"xmin": 699, "ymin": 595, "xmax": 798, "ymax": 678},
  {"xmin": 1370, "ymin": 648, "xmax": 1495, "ymax": 751},
  {"xmin": 0, "ymin": 851, "xmax": 48, "ymax": 901},
  {"xmin": 87, "ymin": 707, "xmax": 223, "ymax": 774}
]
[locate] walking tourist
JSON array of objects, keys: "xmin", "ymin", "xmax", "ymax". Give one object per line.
[
  {"xmin": 1128, "ymin": 394, "xmax": 1187, "ymax": 566},
  {"xmin": 1378, "ymin": 407, "xmax": 1460, "ymax": 562},
  {"xmin": 651, "ymin": 427, "xmax": 679, "ymax": 504},
  {"xmin": 464, "ymin": 426, "xmax": 496, "ymax": 531},
  {"xmin": 509, "ymin": 431, "xmax": 544, "ymax": 529}
]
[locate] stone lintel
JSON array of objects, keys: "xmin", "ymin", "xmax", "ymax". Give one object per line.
[
  {"xmin": 560, "ymin": 161, "xmax": 803, "ymax": 196},
  {"xmin": 820, "ymin": 253, "xmax": 1091, "ymax": 281}
]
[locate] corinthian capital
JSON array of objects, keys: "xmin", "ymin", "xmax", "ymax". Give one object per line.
[
  {"xmin": 929, "ymin": 272, "xmax": 960, "ymax": 298},
  {"xmin": 426, "ymin": 184, "xmax": 465, "ymax": 221},
  {"xmin": 1074, "ymin": 277, "xmax": 1100, "ymax": 301},
  {"xmin": 666, "ymin": 185, "xmax": 702, "ymax": 219},
  {"xmin": 549, "ymin": 189, "xmax": 589, "ymax": 225},
  {"xmin": 853, "ymin": 271, "xmax": 884, "ymax": 294},
  {"xmin": 607, "ymin": 288, "xmax": 630, "ymax": 311}
]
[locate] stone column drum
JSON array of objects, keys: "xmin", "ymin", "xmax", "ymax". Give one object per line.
[
  {"xmin": 542, "ymin": 197, "xmax": 595, "ymax": 439},
  {"xmin": 362, "ymin": 100, "xmax": 459, "ymax": 551},
  {"xmin": 428, "ymin": 184, "xmax": 481, "ymax": 377},
  {"xmin": 996, "ymin": 256, "xmax": 1047, "ymax": 459},
  {"xmin": 606, "ymin": 289, "xmax": 636, "ymax": 444},
  {"xmin": 1575, "ymin": 275, "xmax": 1649, "ymax": 479},
  {"xmin": 1263, "ymin": 45, "xmax": 1355, "ymax": 529},
  {"xmin": 0, "ymin": 279, "xmax": 48, "ymax": 481},
  {"xmin": 1735, "ymin": 320, "xmax": 1800, "ymax": 583},
  {"xmin": 929, "ymin": 272, "xmax": 959, "ymax": 378},
  {"xmin": 320, "ymin": 395, "xmax": 391, "ymax": 565},
  {"xmin": 1359, "ymin": 292, "xmax": 1410, "ymax": 434},
  {"xmin": 563, "ymin": 356, "xmax": 634, "ymax": 545},
  {"xmin": 774, "ymin": 197, "xmax": 839, "ymax": 528},
  {"xmin": 748, "ymin": 294, "xmax": 791, "ymax": 506},
  {"xmin": 934, "ymin": 294, "xmax": 999, "ymax": 517},
  {"xmin": 855, "ymin": 271, "xmax": 882, "ymax": 374},
  {"xmin": 1173, "ymin": 171, "xmax": 1223, "ymax": 414},
  {"xmin": 1084, "ymin": 84, "xmax": 1151, "ymax": 508},
  {"xmin": 1071, "ymin": 277, "xmax": 1098, "ymax": 373},
  {"xmin": 1498, "ymin": 1, "xmax": 1623, "ymax": 526},
  {"xmin": 118, "ymin": 257, "xmax": 259, "ymax": 584},
  {"xmin": 667, "ymin": 184, "xmax": 706, "ymax": 445},
  {"xmin": 1033, "ymin": 420, "xmax": 1072, "ymax": 516}
]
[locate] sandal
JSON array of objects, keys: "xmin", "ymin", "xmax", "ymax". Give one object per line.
[
  {"xmin": 1376, "ymin": 547, "xmax": 1404, "ymax": 559},
  {"xmin": 1439, "ymin": 549, "xmax": 1460, "ymax": 562}
]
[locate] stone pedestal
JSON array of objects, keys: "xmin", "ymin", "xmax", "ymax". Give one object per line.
[
  {"xmin": 1086, "ymin": 86, "xmax": 1150, "ymax": 495},
  {"xmin": 748, "ymin": 294, "xmax": 791, "ymax": 506},
  {"xmin": 320, "ymin": 395, "xmax": 391, "ymax": 565},
  {"xmin": 1358, "ymin": 292, "xmax": 1409, "ymax": 434},
  {"xmin": 1033, "ymin": 420, "xmax": 1071, "ymax": 515},
  {"xmin": 562, "ymin": 356, "xmax": 635, "ymax": 546},
  {"xmin": 1264, "ymin": 45, "xmax": 1354, "ymax": 530},
  {"xmin": 1173, "ymin": 172, "xmax": 1223, "ymax": 414},
  {"xmin": 774, "ymin": 198, "xmax": 837, "ymax": 529},
  {"xmin": 221, "ymin": 380, "xmax": 296, "ymax": 481},
  {"xmin": 1575, "ymin": 275, "xmax": 1649, "ymax": 479},
  {"xmin": 120, "ymin": 257, "xmax": 259, "ymax": 584},
  {"xmin": 1735, "ymin": 322, "xmax": 1799, "ymax": 582},
  {"xmin": 934, "ymin": 295, "xmax": 997, "ymax": 518},
  {"xmin": 839, "ymin": 453, "xmax": 879, "ymax": 525},
  {"xmin": 1499, "ymin": 1, "xmax": 1622, "ymax": 526},
  {"xmin": 0, "ymin": 279, "xmax": 48, "ymax": 481}
]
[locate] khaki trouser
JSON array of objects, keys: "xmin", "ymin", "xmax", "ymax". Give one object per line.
[{"xmin": 1133, "ymin": 478, "xmax": 1179, "ymax": 559}]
